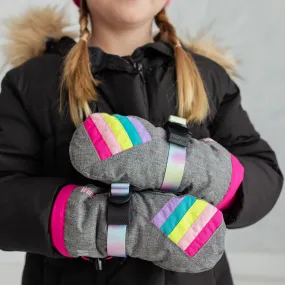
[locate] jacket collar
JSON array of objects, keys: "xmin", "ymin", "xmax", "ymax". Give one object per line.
[{"xmin": 88, "ymin": 40, "xmax": 174, "ymax": 73}]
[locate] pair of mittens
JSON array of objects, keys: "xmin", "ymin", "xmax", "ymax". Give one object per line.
[
  {"xmin": 51, "ymin": 185, "xmax": 226, "ymax": 273},
  {"xmin": 70, "ymin": 113, "xmax": 244, "ymax": 209}
]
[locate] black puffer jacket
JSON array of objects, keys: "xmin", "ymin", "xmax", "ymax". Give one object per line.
[{"xmin": 0, "ymin": 34, "xmax": 283, "ymax": 285}]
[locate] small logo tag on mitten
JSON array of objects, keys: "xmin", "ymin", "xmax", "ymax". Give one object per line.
[{"xmin": 80, "ymin": 187, "xmax": 95, "ymax": 198}]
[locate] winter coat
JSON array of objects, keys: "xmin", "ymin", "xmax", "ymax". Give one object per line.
[{"xmin": 0, "ymin": 7, "xmax": 283, "ymax": 285}]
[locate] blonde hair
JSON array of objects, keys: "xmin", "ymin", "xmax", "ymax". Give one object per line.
[{"xmin": 61, "ymin": 1, "xmax": 209, "ymax": 126}]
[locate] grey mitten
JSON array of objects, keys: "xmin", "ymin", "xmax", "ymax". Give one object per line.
[
  {"xmin": 70, "ymin": 113, "xmax": 244, "ymax": 210},
  {"xmin": 51, "ymin": 185, "xmax": 226, "ymax": 273}
]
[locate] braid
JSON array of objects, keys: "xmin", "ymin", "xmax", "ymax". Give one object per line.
[
  {"xmin": 60, "ymin": 0, "xmax": 99, "ymax": 127},
  {"xmin": 155, "ymin": 9, "xmax": 209, "ymax": 123},
  {"xmin": 155, "ymin": 9, "xmax": 180, "ymax": 47},
  {"xmin": 79, "ymin": 0, "xmax": 90, "ymax": 42}
]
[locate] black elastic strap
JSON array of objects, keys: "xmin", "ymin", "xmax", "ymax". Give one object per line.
[{"xmin": 107, "ymin": 183, "xmax": 131, "ymax": 257}]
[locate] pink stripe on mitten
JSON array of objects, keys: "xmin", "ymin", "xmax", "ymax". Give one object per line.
[
  {"xmin": 51, "ymin": 184, "xmax": 78, "ymax": 257},
  {"xmin": 217, "ymin": 155, "xmax": 244, "ymax": 210}
]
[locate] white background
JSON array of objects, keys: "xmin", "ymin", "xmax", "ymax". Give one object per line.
[{"xmin": 0, "ymin": 1, "xmax": 284, "ymax": 284}]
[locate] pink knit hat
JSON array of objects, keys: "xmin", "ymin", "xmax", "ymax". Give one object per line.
[{"xmin": 73, "ymin": 0, "xmax": 171, "ymax": 7}]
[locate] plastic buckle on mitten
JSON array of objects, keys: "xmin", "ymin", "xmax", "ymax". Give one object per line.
[
  {"xmin": 165, "ymin": 115, "xmax": 191, "ymax": 147},
  {"xmin": 109, "ymin": 188, "xmax": 131, "ymax": 205}
]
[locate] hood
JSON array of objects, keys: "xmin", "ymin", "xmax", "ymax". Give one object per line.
[{"xmin": 1, "ymin": 6, "xmax": 238, "ymax": 78}]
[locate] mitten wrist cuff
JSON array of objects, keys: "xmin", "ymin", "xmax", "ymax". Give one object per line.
[{"xmin": 50, "ymin": 184, "xmax": 78, "ymax": 258}]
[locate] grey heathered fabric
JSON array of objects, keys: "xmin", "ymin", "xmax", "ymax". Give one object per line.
[
  {"xmin": 83, "ymin": 140, "xmax": 169, "ymax": 189},
  {"xmin": 181, "ymin": 138, "xmax": 232, "ymax": 206},
  {"xmin": 69, "ymin": 124, "xmax": 100, "ymax": 173},
  {"xmin": 192, "ymin": 224, "xmax": 226, "ymax": 270},
  {"xmin": 64, "ymin": 188, "xmax": 225, "ymax": 273},
  {"xmin": 64, "ymin": 185, "xmax": 108, "ymax": 258},
  {"xmin": 70, "ymin": 115, "xmax": 233, "ymax": 206}
]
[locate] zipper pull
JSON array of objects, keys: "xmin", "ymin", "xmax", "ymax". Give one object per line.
[
  {"xmin": 135, "ymin": 63, "xmax": 143, "ymax": 72},
  {"xmin": 134, "ymin": 62, "xmax": 145, "ymax": 83},
  {"xmin": 89, "ymin": 258, "xmax": 104, "ymax": 271}
]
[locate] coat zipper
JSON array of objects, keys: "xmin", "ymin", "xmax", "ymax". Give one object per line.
[
  {"xmin": 133, "ymin": 62, "xmax": 150, "ymax": 119},
  {"xmin": 123, "ymin": 58, "xmax": 149, "ymax": 119}
]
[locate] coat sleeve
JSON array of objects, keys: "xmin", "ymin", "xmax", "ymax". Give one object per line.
[
  {"xmin": 0, "ymin": 73, "xmax": 69, "ymax": 257},
  {"xmin": 209, "ymin": 66, "xmax": 283, "ymax": 228}
]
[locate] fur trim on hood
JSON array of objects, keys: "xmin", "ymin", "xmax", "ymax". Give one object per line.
[{"xmin": 1, "ymin": 6, "xmax": 238, "ymax": 78}]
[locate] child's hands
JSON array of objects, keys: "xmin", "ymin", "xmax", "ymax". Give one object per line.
[
  {"xmin": 70, "ymin": 113, "xmax": 244, "ymax": 209},
  {"xmin": 51, "ymin": 185, "xmax": 226, "ymax": 273}
]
